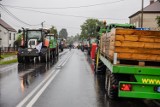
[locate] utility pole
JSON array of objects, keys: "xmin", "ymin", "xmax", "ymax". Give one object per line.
[
  {"xmin": 141, "ymin": 0, "xmax": 144, "ymax": 28},
  {"xmin": 0, "ymin": 0, "xmax": 2, "ymax": 19},
  {"xmin": 41, "ymin": 21, "xmax": 45, "ymax": 29},
  {"xmin": 0, "ymin": 0, "xmax": 1, "ymax": 57}
]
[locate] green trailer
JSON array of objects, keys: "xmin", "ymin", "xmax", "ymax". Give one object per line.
[
  {"xmin": 95, "ymin": 23, "xmax": 160, "ymax": 99},
  {"xmin": 97, "ymin": 53, "xmax": 160, "ymax": 99}
]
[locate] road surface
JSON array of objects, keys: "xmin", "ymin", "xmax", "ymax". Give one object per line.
[{"xmin": 0, "ymin": 49, "xmax": 159, "ymax": 107}]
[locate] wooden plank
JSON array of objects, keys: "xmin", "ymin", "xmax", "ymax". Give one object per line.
[
  {"xmin": 115, "ymin": 35, "xmax": 160, "ymax": 43},
  {"xmin": 117, "ymin": 53, "xmax": 160, "ymax": 61},
  {"xmin": 115, "ymin": 35, "xmax": 124, "ymax": 41},
  {"xmin": 139, "ymin": 61, "xmax": 145, "ymax": 66},
  {"xmin": 115, "ymin": 47, "xmax": 160, "ymax": 55},
  {"xmin": 155, "ymin": 38, "xmax": 160, "ymax": 42},
  {"xmin": 139, "ymin": 37, "xmax": 154, "ymax": 42},
  {"xmin": 101, "ymin": 28, "xmax": 160, "ymax": 62},
  {"xmin": 113, "ymin": 28, "xmax": 160, "ymax": 36},
  {"xmin": 116, "ymin": 35, "xmax": 139, "ymax": 41},
  {"xmin": 115, "ymin": 41, "xmax": 160, "ymax": 49}
]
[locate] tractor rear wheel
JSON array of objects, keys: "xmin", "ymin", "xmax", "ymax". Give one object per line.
[{"xmin": 94, "ymin": 51, "xmax": 106, "ymax": 74}]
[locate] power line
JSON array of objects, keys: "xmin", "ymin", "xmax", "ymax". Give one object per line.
[
  {"xmin": 1, "ymin": 12, "xmax": 23, "ymax": 27},
  {"xmin": 2, "ymin": 0, "xmax": 126, "ymax": 10},
  {"xmin": 1, "ymin": 5, "xmax": 32, "ymax": 26},
  {"xmin": 0, "ymin": 5, "xmax": 41, "ymax": 26},
  {"xmin": 46, "ymin": 24, "xmax": 80, "ymax": 30},
  {"xmin": 1, "ymin": 5, "xmax": 128, "ymax": 20}
]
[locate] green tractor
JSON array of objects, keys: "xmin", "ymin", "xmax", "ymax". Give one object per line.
[{"xmin": 45, "ymin": 34, "xmax": 59, "ymax": 61}]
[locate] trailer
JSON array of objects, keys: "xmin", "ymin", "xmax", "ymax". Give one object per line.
[{"xmin": 95, "ymin": 24, "xmax": 160, "ymax": 99}]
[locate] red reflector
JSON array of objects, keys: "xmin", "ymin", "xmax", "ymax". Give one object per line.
[{"xmin": 120, "ymin": 84, "xmax": 132, "ymax": 91}]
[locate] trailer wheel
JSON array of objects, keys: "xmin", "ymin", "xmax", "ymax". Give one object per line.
[{"xmin": 106, "ymin": 74, "xmax": 119, "ymax": 99}]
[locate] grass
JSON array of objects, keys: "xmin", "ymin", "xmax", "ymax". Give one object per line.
[
  {"xmin": 0, "ymin": 59, "xmax": 18, "ymax": 65},
  {"xmin": 1, "ymin": 52, "xmax": 17, "ymax": 59},
  {"xmin": 0, "ymin": 52, "xmax": 17, "ymax": 65}
]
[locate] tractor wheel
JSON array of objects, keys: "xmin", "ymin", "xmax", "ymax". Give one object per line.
[
  {"xmin": 50, "ymin": 51, "xmax": 53, "ymax": 61},
  {"xmin": 87, "ymin": 48, "xmax": 90, "ymax": 55},
  {"xmin": 94, "ymin": 52, "xmax": 106, "ymax": 74},
  {"xmin": 40, "ymin": 56, "xmax": 45, "ymax": 63},
  {"xmin": 56, "ymin": 48, "xmax": 59, "ymax": 58},
  {"xmin": 40, "ymin": 54, "xmax": 47, "ymax": 63},
  {"xmin": 25, "ymin": 56, "xmax": 30, "ymax": 63},
  {"xmin": 17, "ymin": 55, "xmax": 23, "ymax": 63},
  {"xmin": 106, "ymin": 74, "xmax": 119, "ymax": 99}
]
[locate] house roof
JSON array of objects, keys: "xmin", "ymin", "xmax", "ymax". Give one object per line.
[
  {"xmin": 129, "ymin": 1, "xmax": 160, "ymax": 18},
  {"xmin": 0, "ymin": 19, "xmax": 16, "ymax": 32}
]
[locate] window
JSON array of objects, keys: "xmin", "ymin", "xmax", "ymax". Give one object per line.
[
  {"xmin": 14, "ymin": 33, "xmax": 15, "ymax": 40},
  {"xmin": 136, "ymin": 21, "xmax": 139, "ymax": 28},
  {"xmin": 0, "ymin": 38, "xmax": 1, "ymax": 46},
  {"xmin": 9, "ymin": 33, "xmax": 11, "ymax": 40},
  {"xmin": 27, "ymin": 31, "xmax": 42, "ymax": 41}
]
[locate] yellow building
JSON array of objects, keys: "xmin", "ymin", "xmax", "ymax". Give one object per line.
[{"xmin": 129, "ymin": 0, "xmax": 160, "ymax": 30}]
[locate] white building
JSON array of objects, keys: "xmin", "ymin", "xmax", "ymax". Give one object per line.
[{"xmin": 0, "ymin": 19, "xmax": 17, "ymax": 52}]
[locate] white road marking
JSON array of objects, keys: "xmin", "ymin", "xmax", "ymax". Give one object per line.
[
  {"xmin": 58, "ymin": 52, "xmax": 72, "ymax": 67},
  {"xmin": 16, "ymin": 69, "xmax": 56, "ymax": 107},
  {"xmin": 26, "ymin": 70, "xmax": 60, "ymax": 107},
  {"xmin": 57, "ymin": 61, "xmax": 64, "ymax": 66},
  {"xmin": 16, "ymin": 50, "xmax": 72, "ymax": 107},
  {"xmin": 57, "ymin": 52, "xmax": 70, "ymax": 66},
  {"xmin": 61, "ymin": 53, "xmax": 73, "ymax": 66}
]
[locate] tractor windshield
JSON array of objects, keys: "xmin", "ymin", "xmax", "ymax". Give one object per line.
[
  {"xmin": 27, "ymin": 31, "xmax": 42, "ymax": 41},
  {"xmin": 46, "ymin": 35, "xmax": 54, "ymax": 40},
  {"xmin": 90, "ymin": 38, "xmax": 96, "ymax": 44}
]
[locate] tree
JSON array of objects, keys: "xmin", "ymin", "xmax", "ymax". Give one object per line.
[
  {"xmin": 80, "ymin": 18, "xmax": 103, "ymax": 39},
  {"xmin": 156, "ymin": 16, "xmax": 160, "ymax": 27},
  {"xmin": 15, "ymin": 32, "xmax": 23, "ymax": 46},
  {"xmin": 50, "ymin": 26, "xmax": 58, "ymax": 35},
  {"xmin": 59, "ymin": 28, "xmax": 68, "ymax": 39}
]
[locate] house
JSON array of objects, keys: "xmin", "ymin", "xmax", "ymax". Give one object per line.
[
  {"xmin": 0, "ymin": 18, "xmax": 17, "ymax": 52},
  {"xmin": 129, "ymin": 0, "xmax": 160, "ymax": 30}
]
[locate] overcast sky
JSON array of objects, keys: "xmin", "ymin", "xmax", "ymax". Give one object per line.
[{"xmin": 1, "ymin": 0, "xmax": 152, "ymax": 36}]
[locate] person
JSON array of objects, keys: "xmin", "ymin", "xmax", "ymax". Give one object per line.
[
  {"xmin": 69, "ymin": 43, "xmax": 72, "ymax": 51},
  {"xmin": 60, "ymin": 39, "xmax": 64, "ymax": 52}
]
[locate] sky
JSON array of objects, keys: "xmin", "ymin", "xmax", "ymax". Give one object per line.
[{"xmin": 0, "ymin": 0, "xmax": 152, "ymax": 36}]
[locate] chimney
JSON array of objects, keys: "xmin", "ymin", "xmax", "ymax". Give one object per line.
[{"xmin": 150, "ymin": 0, "xmax": 154, "ymax": 4}]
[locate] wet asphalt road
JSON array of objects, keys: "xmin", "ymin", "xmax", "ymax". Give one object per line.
[{"xmin": 0, "ymin": 49, "xmax": 159, "ymax": 107}]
